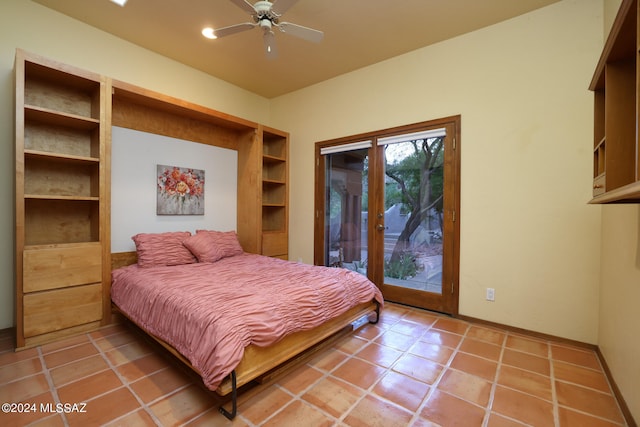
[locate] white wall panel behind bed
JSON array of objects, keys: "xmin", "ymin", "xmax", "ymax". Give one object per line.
[{"xmin": 111, "ymin": 126, "xmax": 238, "ymax": 252}]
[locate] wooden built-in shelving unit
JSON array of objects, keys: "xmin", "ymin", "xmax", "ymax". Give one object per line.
[
  {"xmin": 15, "ymin": 49, "xmax": 109, "ymax": 349},
  {"xmin": 589, "ymin": 0, "xmax": 640, "ymax": 203},
  {"xmin": 14, "ymin": 49, "xmax": 289, "ymax": 348}
]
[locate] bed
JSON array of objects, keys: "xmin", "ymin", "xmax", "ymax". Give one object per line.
[{"xmin": 110, "ymin": 230, "xmax": 383, "ymax": 419}]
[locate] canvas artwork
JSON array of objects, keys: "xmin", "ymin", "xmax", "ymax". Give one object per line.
[{"xmin": 157, "ymin": 164, "xmax": 205, "ymax": 215}]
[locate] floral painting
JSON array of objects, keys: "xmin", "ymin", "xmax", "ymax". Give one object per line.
[{"xmin": 157, "ymin": 165, "xmax": 205, "ymax": 215}]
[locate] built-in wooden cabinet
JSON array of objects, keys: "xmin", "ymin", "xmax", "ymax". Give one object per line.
[
  {"xmin": 589, "ymin": 0, "xmax": 640, "ymax": 203},
  {"xmin": 15, "ymin": 49, "xmax": 110, "ymax": 349},
  {"xmin": 14, "ymin": 50, "xmax": 289, "ymax": 347},
  {"xmin": 236, "ymin": 125, "xmax": 289, "ymax": 259},
  {"xmin": 261, "ymin": 127, "xmax": 289, "ymax": 259}
]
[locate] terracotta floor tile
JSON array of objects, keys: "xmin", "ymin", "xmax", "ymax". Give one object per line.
[
  {"xmin": 344, "ymin": 394, "xmax": 413, "ymax": 427},
  {"xmin": 420, "ymin": 329, "xmax": 463, "ymax": 348},
  {"xmin": 392, "ymin": 353, "xmax": 444, "ymax": 385},
  {"xmin": 431, "ymin": 318, "xmax": 470, "ymax": 335},
  {"xmin": 356, "ymin": 342, "xmax": 403, "ymax": 368},
  {"xmin": 0, "ymin": 357, "xmax": 42, "ymax": 383},
  {"xmin": 353, "ymin": 323, "xmax": 384, "ymax": 341},
  {"xmin": 40, "ymin": 334, "xmax": 90, "ymax": 354},
  {"xmin": 0, "ymin": 391, "xmax": 56, "ymax": 427},
  {"xmin": 496, "ymin": 365, "xmax": 552, "ymax": 401},
  {"xmin": 374, "ymin": 329, "xmax": 419, "ymax": 352},
  {"xmin": 373, "ymin": 370, "xmax": 430, "ymax": 412},
  {"xmin": 42, "ymin": 342, "xmax": 99, "ymax": 369},
  {"xmin": 57, "ymin": 369, "xmax": 123, "ymax": 403},
  {"xmin": 93, "ymin": 330, "xmax": 139, "ymax": 352},
  {"xmin": 331, "ymin": 357, "xmax": 386, "ymax": 390},
  {"xmin": 263, "ymin": 399, "xmax": 334, "ymax": 427},
  {"xmin": 102, "ymin": 408, "xmax": 158, "ymax": 427},
  {"xmin": 130, "ymin": 366, "xmax": 194, "ymax": 404},
  {"xmin": 116, "ymin": 352, "xmax": 172, "ymax": 383},
  {"xmin": 104, "ymin": 340, "xmax": 153, "ymax": 366},
  {"xmin": 555, "ymin": 381, "xmax": 624, "ymax": 423},
  {"xmin": 277, "ymin": 363, "xmax": 324, "ymax": 395},
  {"xmin": 333, "ymin": 335, "xmax": 368, "ymax": 355},
  {"xmin": 0, "ymin": 347, "xmax": 38, "ymax": 366},
  {"xmin": 501, "ymin": 348, "xmax": 550, "ymax": 376},
  {"xmin": 184, "ymin": 407, "xmax": 250, "ymax": 427},
  {"xmin": 557, "ymin": 406, "xmax": 624, "ymax": 427},
  {"xmin": 49, "ymin": 354, "xmax": 109, "ymax": 387},
  {"xmin": 65, "ymin": 387, "xmax": 141, "ymax": 426},
  {"xmin": 492, "ymin": 385, "xmax": 555, "ymax": 426},
  {"xmin": 466, "ymin": 325, "xmax": 506, "ymax": 346},
  {"xmin": 437, "ymin": 368, "xmax": 492, "ymax": 407},
  {"xmin": 148, "ymin": 384, "xmax": 217, "ymax": 426},
  {"xmin": 0, "ymin": 373, "xmax": 50, "ymax": 402},
  {"xmin": 302, "ymin": 376, "xmax": 362, "ymax": 418},
  {"xmin": 26, "ymin": 414, "xmax": 66, "ymax": 427},
  {"xmin": 553, "ymin": 360, "xmax": 611, "ymax": 393},
  {"xmin": 449, "ymin": 351, "xmax": 498, "ymax": 381},
  {"xmin": 89, "ymin": 323, "xmax": 128, "ymax": 340},
  {"xmin": 402, "ymin": 309, "xmax": 438, "ymax": 326},
  {"xmin": 238, "ymin": 385, "xmax": 293, "ymax": 425},
  {"xmin": 505, "ymin": 335, "xmax": 549, "ymax": 358},
  {"xmin": 420, "ymin": 389, "xmax": 486, "ymax": 427},
  {"xmin": 551, "ymin": 344, "xmax": 601, "ymax": 370},
  {"xmin": 459, "ymin": 337, "xmax": 502, "ymax": 361},
  {"xmin": 486, "ymin": 412, "xmax": 529, "ymax": 427},
  {"xmin": 389, "ymin": 319, "xmax": 429, "ymax": 338},
  {"xmin": 308, "ymin": 347, "xmax": 349, "ymax": 372},
  {"xmin": 409, "ymin": 341, "xmax": 455, "ymax": 365}
]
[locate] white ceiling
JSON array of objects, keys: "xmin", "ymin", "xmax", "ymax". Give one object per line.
[{"xmin": 33, "ymin": 0, "xmax": 561, "ymax": 98}]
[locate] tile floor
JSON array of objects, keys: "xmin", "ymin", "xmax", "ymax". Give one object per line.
[{"xmin": 0, "ymin": 303, "xmax": 629, "ymax": 427}]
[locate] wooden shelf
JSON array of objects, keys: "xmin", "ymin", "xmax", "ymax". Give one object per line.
[
  {"xmin": 25, "ymin": 149, "xmax": 100, "ymax": 164},
  {"xmin": 15, "ymin": 49, "xmax": 108, "ymax": 349},
  {"xmin": 25, "ymin": 105, "xmax": 100, "ymax": 129}
]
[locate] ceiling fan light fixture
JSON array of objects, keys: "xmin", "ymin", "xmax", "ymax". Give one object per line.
[
  {"xmin": 259, "ymin": 19, "xmax": 272, "ymax": 30},
  {"xmin": 202, "ymin": 27, "xmax": 217, "ymax": 39}
]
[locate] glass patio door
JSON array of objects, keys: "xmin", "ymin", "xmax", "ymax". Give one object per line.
[
  {"xmin": 320, "ymin": 142, "xmax": 371, "ymax": 272},
  {"xmin": 315, "ymin": 117, "xmax": 460, "ymax": 315}
]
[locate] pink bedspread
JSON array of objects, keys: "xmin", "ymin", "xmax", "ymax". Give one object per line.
[{"xmin": 111, "ymin": 253, "xmax": 383, "ymax": 391}]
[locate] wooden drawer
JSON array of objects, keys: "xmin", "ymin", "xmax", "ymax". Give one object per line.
[
  {"xmin": 23, "ymin": 283, "xmax": 102, "ymax": 338},
  {"xmin": 593, "ymin": 174, "xmax": 606, "ymax": 197},
  {"xmin": 262, "ymin": 232, "xmax": 287, "ymax": 257},
  {"xmin": 23, "ymin": 243, "xmax": 102, "ymax": 293}
]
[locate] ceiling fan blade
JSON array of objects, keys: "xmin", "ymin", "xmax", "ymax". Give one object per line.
[
  {"xmin": 263, "ymin": 31, "xmax": 278, "ymax": 59},
  {"xmin": 228, "ymin": 0, "xmax": 256, "ymax": 14},
  {"xmin": 271, "ymin": 0, "xmax": 301, "ymax": 15},
  {"xmin": 214, "ymin": 22, "xmax": 256, "ymax": 38},
  {"xmin": 278, "ymin": 22, "xmax": 324, "ymax": 43}
]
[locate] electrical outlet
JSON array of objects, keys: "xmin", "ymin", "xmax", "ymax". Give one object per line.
[{"xmin": 486, "ymin": 288, "xmax": 495, "ymax": 301}]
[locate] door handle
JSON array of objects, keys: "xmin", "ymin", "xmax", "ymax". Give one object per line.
[{"xmin": 376, "ymin": 224, "xmax": 386, "ymax": 231}]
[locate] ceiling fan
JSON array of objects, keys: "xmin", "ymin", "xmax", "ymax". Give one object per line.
[{"xmin": 205, "ymin": 0, "xmax": 324, "ymax": 59}]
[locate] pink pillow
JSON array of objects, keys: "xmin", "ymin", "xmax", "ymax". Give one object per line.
[
  {"xmin": 132, "ymin": 231, "xmax": 197, "ymax": 268},
  {"xmin": 182, "ymin": 232, "xmax": 224, "ymax": 263},
  {"xmin": 192, "ymin": 230, "xmax": 244, "ymax": 260}
]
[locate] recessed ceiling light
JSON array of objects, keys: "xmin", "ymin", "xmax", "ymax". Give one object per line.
[
  {"xmin": 110, "ymin": 0, "xmax": 128, "ymax": 6},
  {"xmin": 202, "ymin": 27, "xmax": 217, "ymax": 39}
]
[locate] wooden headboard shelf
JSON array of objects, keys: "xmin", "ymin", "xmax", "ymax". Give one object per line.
[{"xmin": 111, "ymin": 251, "xmax": 138, "ymax": 271}]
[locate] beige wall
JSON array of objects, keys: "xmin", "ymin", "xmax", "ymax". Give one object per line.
[
  {"xmin": 0, "ymin": 0, "xmax": 270, "ymax": 329},
  {"xmin": 272, "ymin": 0, "xmax": 603, "ymax": 344}
]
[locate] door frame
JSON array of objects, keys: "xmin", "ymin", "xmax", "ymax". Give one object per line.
[{"xmin": 314, "ymin": 115, "xmax": 461, "ymax": 315}]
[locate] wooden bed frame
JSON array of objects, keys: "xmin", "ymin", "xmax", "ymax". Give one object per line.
[{"xmin": 110, "ymin": 251, "xmax": 380, "ymax": 419}]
